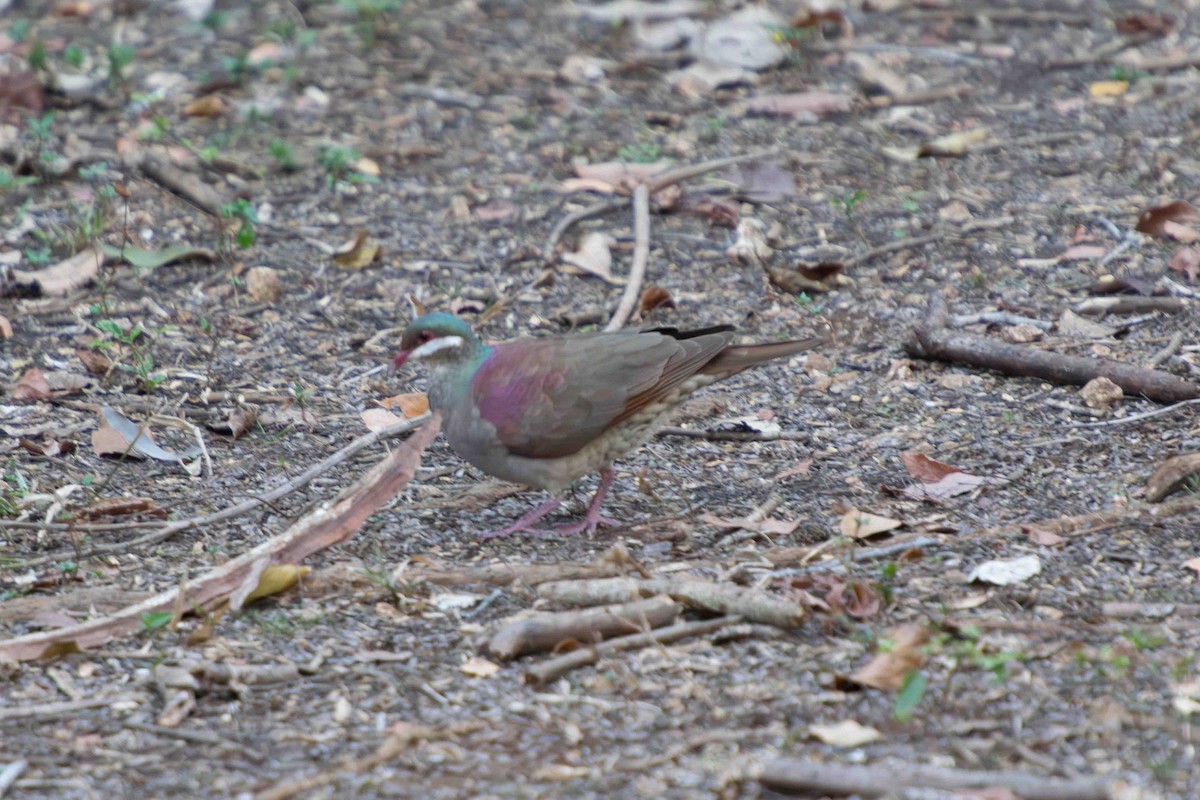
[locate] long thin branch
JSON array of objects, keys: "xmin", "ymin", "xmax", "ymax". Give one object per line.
[
  {"xmin": 606, "ymin": 183, "xmax": 650, "ymax": 331},
  {"xmin": 4, "ymin": 414, "xmax": 431, "ymax": 569}
]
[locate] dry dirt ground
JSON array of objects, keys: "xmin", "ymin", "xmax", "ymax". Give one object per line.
[{"xmin": 3, "ymin": 0, "xmax": 1200, "ymax": 797}]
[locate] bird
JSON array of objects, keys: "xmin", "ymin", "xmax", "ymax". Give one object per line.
[{"xmin": 393, "ymin": 312, "xmax": 822, "ymax": 537}]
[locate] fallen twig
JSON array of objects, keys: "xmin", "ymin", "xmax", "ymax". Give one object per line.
[
  {"xmin": 950, "ymin": 310, "xmax": 1053, "ymax": 330},
  {"xmin": 655, "ymin": 426, "xmax": 810, "ymax": 442},
  {"xmin": 0, "ymin": 693, "xmax": 145, "ymax": 721},
  {"xmin": 907, "ymin": 294, "xmax": 1200, "ymax": 403},
  {"xmin": 606, "ymin": 183, "xmax": 650, "ymax": 331},
  {"xmin": 487, "ymin": 595, "xmax": 679, "ymax": 660},
  {"xmin": 1146, "ymin": 331, "xmax": 1185, "ymax": 369},
  {"xmin": 5, "ymin": 414, "xmax": 431, "ymax": 569},
  {"xmin": 847, "ymin": 216, "xmax": 1014, "ymax": 268},
  {"xmin": 524, "ymin": 615, "xmax": 741, "ymax": 685},
  {"xmin": 0, "ymin": 416, "xmax": 440, "ymax": 661},
  {"xmin": 1069, "ymin": 396, "xmax": 1200, "ymax": 427},
  {"xmin": 759, "ymin": 758, "xmax": 1114, "ymax": 800},
  {"xmin": 0, "ymin": 760, "xmax": 27, "ymax": 799},
  {"xmin": 1074, "ymin": 296, "xmax": 1188, "ymax": 317},
  {"xmin": 538, "ymin": 576, "xmax": 804, "ymax": 628}
]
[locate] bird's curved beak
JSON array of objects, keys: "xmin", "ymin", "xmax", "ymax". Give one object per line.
[{"xmin": 388, "ymin": 349, "xmax": 412, "ymax": 376}]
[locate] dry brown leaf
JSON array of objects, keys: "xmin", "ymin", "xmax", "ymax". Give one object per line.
[
  {"xmin": 638, "ymin": 286, "xmax": 675, "ymax": 315},
  {"xmin": 460, "ymin": 656, "xmax": 500, "ymax": 678},
  {"xmin": 773, "ymin": 459, "xmax": 812, "ymax": 480},
  {"xmin": 13, "ymin": 368, "xmax": 51, "ymax": 402},
  {"xmin": 1183, "ymin": 557, "xmax": 1200, "ymax": 576},
  {"xmin": 0, "ymin": 314, "xmax": 12, "ymax": 339},
  {"xmin": 900, "ymin": 451, "xmax": 957, "ymax": 482},
  {"xmin": 743, "ymin": 91, "xmax": 853, "ymax": 119},
  {"xmin": 1114, "ymin": 11, "xmax": 1175, "ymax": 35},
  {"xmin": 561, "ymin": 232, "xmax": 622, "ymax": 284},
  {"xmin": 0, "ymin": 71, "xmax": 44, "ymax": 112},
  {"xmin": 473, "ymin": 202, "xmax": 517, "ymax": 223},
  {"xmin": 1136, "ymin": 200, "xmax": 1200, "ymax": 237},
  {"xmin": 1058, "ymin": 244, "xmax": 1107, "ymax": 261},
  {"xmin": 850, "ymin": 623, "xmax": 930, "ymax": 690},
  {"xmin": 7, "ymin": 246, "xmax": 104, "ymax": 297},
  {"xmin": 1169, "ymin": 246, "xmax": 1200, "ymax": 281},
  {"xmin": 905, "ymin": 471, "xmax": 985, "ymax": 502},
  {"xmin": 361, "ymin": 408, "xmax": 406, "ymax": 432},
  {"xmin": 77, "ymin": 348, "xmax": 112, "ymax": 375},
  {"xmin": 1027, "ymin": 527, "xmax": 1065, "ymax": 547},
  {"xmin": 727, "ymin": 218, "xmax": 772, "ymax": 267},
  {"xmin": 839, "ymin": 509, "xmax": 901, "ymax": 539},
  {"xmin": 1161, "ymin": 220, "xmax": 1200, "ymax": 243}
]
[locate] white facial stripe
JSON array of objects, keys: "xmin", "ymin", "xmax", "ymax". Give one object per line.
[{"xmin": 411, "ymin": 335, "xmax": 464, "ymax": 360}]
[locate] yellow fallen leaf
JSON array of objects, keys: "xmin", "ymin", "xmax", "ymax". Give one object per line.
[
  {"xmin": 460, "ymin": 656, "xmax": 500, "ymax": 678},
  {"xmin": 1089, "ymin": 80, "xmax": 1129, "ymax": 98},
  {"xmin": 332, "ymin": 230, "xmax": 382, "ymax": 270},
  {"xmin": 184, "ymin": 95, "xmax": 225, "ymax": 117},
  {"xmin": 380, "ymin": 392, "xmax": 430, "ymax": 417},
  {"xmin": 243, "ymin": 564, "xmax": 311, "ymax": 605},
  {"xmin": 839, "ymin": 509, "xmax": 901, "ymax": 539},
  {"xmin": 809, "ymin": 719, "xmax": 882, "ymax": 747}
]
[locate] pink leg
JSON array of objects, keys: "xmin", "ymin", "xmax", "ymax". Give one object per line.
[
  {"xmin": 552, "ymin": 467, "xmax": 621, "ymax": 536},
  {"xmin": 478, "ymin": 497, "xmax": 562, "ymax": 539}
]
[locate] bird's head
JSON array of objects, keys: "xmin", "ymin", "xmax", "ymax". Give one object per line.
[{"xmin": 393, "ymin": 313, "xmax": 478, "ymax": 371}]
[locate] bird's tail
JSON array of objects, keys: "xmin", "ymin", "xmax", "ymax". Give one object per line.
[{"xmin": 704, "ymin": 336, "xmax": 824, "ymax": 376}]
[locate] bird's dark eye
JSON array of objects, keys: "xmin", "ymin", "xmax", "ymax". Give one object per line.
[{"xmin": 417, "ymin": 330, "xmax": 433, "ymax": 343}]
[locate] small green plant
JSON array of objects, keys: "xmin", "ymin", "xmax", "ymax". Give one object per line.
[
  {"xmin": 141, "ymin": 610, "xmax": 172, "ymax": 630},
  {"xmin": 831, "ymin": 188, "xmax": 866, "ymax": 217},
  {"xmin": 340, "ymin": 0, "xmax": 403, "ymax": 50},
  {"xmin": 27, "ymin": 39, "xmax": 47, "ymax": 71},
  {"xmin": 795, "ymin": 292, "xmax": 824, "ymax": 315},
  {"xmin": 1109, "ymin": 65, "xmax": 1147, "ymax": 83},
  {"xmin": 35, "ymin": 184, "xmax": 117, "ymax": 254},
  {"xmin": 107, "ymin": 43, "xmax": 136, "ymax": 86},
  {"xmin": 8, "ymin": 19, "xmax": 32, "ymax": 43},
  {"xmin": 23, "ymin": 245, "xmax": 52, "ymax": 266},
  {"xmin": 617, "ymin": 141, "xmax": 661, "ymax": 163},
  {"xmin": 268, "ymin": 139, "xmax": 299, "ymax": 172},
  {"xmin": 0, "ymin": 167, "xmax": 37, "ymax": 192},
  {"xmin": 63, "ymin": 43, "xmax": 85, "ymax": 69},
  {"xmin": 698, "ymin": 115, "xmax": 725, "ymax": 144},
  {"xmin": 220, "ymin": 198, "xmax": 258, "ymax": 249},
  {"xmin": 0, "ymin": 464, "xmax": 30, "ymax": 517},
  {"xmin": 317, "ymin": 144, "xmax": 373, "ymax": 188},
  {"xmin": 893, "ymin": 669, "xmax": 926, "ymax": 721},
  {"xmin": 91, "ymin": 319, "xmax": 168, "ymax": 391}
]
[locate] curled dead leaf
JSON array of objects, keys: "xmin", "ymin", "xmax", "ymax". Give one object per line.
[
  {"xmin": 850, "ymin": 622, "xmax": 930, "ymax": 690},
  {"xmin": 638, "ymin": 286, "xmax": 675, "ymax": 315},
  {"xmin": 13, "ymin": 368, "xmax": 51, "ymax": 402},
  {"xmin": 1137, "ymin": 200, "xmax": 1200, "ymax": 237}
]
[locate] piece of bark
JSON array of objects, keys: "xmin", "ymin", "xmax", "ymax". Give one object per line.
[
  {"xmin": 524, "ymin": 615, "xmax": 741, "ymax": 685},
  {"xmin": 538, "ymin": 576, "xmax": 804, "ymax": 628},
  {"xmin": 907, "ymin": 312, "xmax": 1200, "ymax": 403},
  {"xmin": 487, "ymin": 595, "xmax": 680, "ymax": 660},
  {"xmin": 1143, "ymin": 452, "xmax": 1200, "ymax": 502},
  {"xmin": 1074, "ymin": 296, "xmax": 1188, "ymax": 316},
  {"xmin": 759, "ymin": 759, "xmax": 1114, "ymax": 800},
  {"xmin": 0, "ymin": 416, "xmax": 441, "ymax": 662}
]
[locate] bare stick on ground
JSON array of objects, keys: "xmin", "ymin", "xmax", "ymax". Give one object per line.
[
  {"xmin": 487, "ymin": 595, "xmax": 680, "ymax": 660},
  {"xmin": 538, "ymin": 576, "xmax": 804, "ymax": 628},
  {"xmin": 906, "ymin": 294, "xmax": 1200, "ymax": 403},
  {"xmin": 605, "ymin": 183, "xmax": 650, "ymax": 331},
  {"xmin": 0, "ymin": 416, "xmax": 441, "ymax": 662},
  {"xmin": 525, "ymin": 615, "xmax": 741, "ymax": 685},
  {"xmin": 759, "ymin": 758, "xmax": 1114, "ymax": 800}
]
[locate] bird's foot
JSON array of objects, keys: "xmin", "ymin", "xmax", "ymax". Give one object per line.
[
  {"xmin": 478, "ymin": 498, "xmax": 562, "ymax": 539},
  {"xmin": 550, "ymin": 511, "xmax": 621, "ymax": 537}
]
